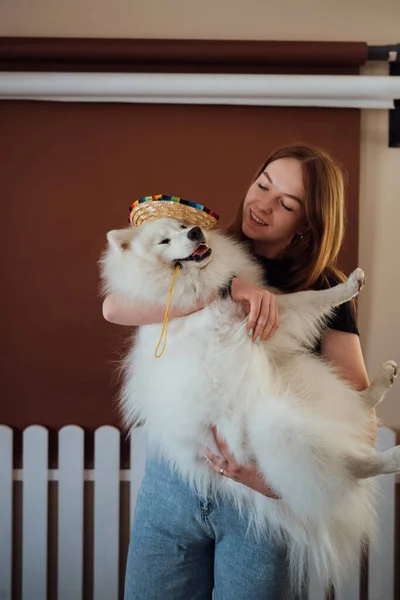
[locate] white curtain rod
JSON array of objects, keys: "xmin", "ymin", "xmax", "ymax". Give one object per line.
[{"xmin": 0, "ymin": 72, "xmax": 398, "ymax": 109}]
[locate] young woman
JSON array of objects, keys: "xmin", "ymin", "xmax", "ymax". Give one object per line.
[{"xmin": 103, "ymin": 145, "xmax": 377, "ymax": 599}]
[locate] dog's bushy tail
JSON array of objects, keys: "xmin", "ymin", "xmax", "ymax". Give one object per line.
[{"xmin": 286, "ymin": 481, "xmax": 376, "ymax": 595}]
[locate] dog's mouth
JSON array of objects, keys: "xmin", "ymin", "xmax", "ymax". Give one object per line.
[{"xmin": 176, "ymin": 243, "xmax": 212, "ymax": 263}]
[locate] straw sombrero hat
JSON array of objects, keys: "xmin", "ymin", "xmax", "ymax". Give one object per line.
[{"xmin": 128, "ymin": 194, "xmax": 219, "ymax": 230}]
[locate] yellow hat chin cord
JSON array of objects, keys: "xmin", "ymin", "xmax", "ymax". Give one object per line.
[{"xmin": 154, "ymin": 264, "xmax": 181, "ymax": 358}]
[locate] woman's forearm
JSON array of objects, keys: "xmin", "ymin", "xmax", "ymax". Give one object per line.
[{"xmin": 102, "ymin": 294, "xmax": 208, "ymax": 326}]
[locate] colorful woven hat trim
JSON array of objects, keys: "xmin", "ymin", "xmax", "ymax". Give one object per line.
[{"xmin": 128, "ymin": 194, "xmax": 219, "ymax": 230}]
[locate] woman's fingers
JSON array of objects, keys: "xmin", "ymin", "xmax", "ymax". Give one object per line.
[
  {"xmin": 207, "ymin": 457, "xmax": 227, "ymax": 476},
  {"xmin": 261, "ymin": 295, "xmax": 280, "ymax": 341},
  {"xmin": 212, "ymin": 426, "xmax": 238, "ymax": 464},
  {"xmin": 229, "ymin": 277, "xmax": 280, "ymax": 343},
  {"xmin": 205, "ymin": 447, "xmax": 241, "ymax": 480},
  {"xmin": 205, "ymin": 447, "xmax": 226, "ymax": 467},
  {"xmin": 206, "ymin": 427, "xmax": 241, "ymax": 478},
  {"xmin": 254, "ymin": 293, "xmax": 278, "ymax": 343},
  {"xmin": 252, "ymin": 294, "xmax": 268, "ymax": 342},
  {"xmin": 259, "ymin": 296, "xmax": 275, "ymax": 341},
  {"xmin": 247, "ymin": 294, "xmax": 263, "ymax": 338},
  {"xmin": 205, "ymin": 443, "xmax": 281, "ymax": 499}
]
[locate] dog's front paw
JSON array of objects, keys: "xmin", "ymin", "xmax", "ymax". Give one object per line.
[{"xmin": 348, "ymin": 268, "xmax": 366, "ymax": 294}]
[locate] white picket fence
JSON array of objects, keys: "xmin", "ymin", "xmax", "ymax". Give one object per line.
[{"xmin": 0, "ymin": 425, "xmax": 397, "ymax": 600}]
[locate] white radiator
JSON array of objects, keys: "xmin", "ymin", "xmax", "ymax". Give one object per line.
[{"xmin": 0, "ymin": 425, "xmax": 397, "ymax": 600}]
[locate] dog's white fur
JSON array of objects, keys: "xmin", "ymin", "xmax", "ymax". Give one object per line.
[{"xmin": 100, "ymin": 218, "xmax": 399, "ymax": 593}]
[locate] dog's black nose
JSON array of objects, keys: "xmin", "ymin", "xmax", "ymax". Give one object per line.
[{"xmin": 187, "ymin": 226, "xmax": 203, "ymax": 241}]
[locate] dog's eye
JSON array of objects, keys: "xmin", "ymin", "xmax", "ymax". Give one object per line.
[
  {"xmin": 180, "ymin": 225, "xmax": 187, "ymax": 230},
  {"xmin": 159, "ymin": 238, "xmax": 170, "ymax": 245}
]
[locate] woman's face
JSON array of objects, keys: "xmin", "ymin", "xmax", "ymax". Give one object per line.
[{"xmin": 242, "ymin": 158, "xmax": 307, "ymax": 258}]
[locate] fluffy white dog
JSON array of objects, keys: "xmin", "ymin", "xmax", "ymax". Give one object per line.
[{"xmin": 100, "ymin": 218, "xmax": 399, "ymax": 593}]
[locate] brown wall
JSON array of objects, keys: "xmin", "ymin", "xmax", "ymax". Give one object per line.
[
  {"xmin": 0, "ymin": 39, "xmax": 364, "ymax": 432},
  {"xmin": 1, "ymin": 0, "xmax": 399, "ymax": 437},
  {"xmin": 0, "ymin": 98, "xmax": 361, "ymax": 430}
]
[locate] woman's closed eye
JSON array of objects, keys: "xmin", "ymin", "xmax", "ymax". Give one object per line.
[
  {"xmin": 280, "ymin": 200, "xmax": 294, "ymax": 212},
  {"xmin": 258, "ymin": 182, "xmax": 294, "ymax": 211}
]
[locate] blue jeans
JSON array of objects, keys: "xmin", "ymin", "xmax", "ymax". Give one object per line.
[{"xmin": 124, "ymin": 454, "xmax": 291, "ymax": 600}]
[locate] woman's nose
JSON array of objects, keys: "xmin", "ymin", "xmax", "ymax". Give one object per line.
[{"xmin": 261, "ymin": 206, "xmax": 273, "ymax": 216}]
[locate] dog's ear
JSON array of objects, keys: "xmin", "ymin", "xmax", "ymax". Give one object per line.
[{"xmin": 106, "ymin": 228, "xmax": 135, "ymax": 251}]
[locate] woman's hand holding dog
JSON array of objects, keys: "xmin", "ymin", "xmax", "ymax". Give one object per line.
[
  {"xmin": 206, "ymin": 427, "xmax": 281, "ymax": 499},
  {"xmin": 231, "ymin": 278, "xmax": 280, "ymax": 343}
]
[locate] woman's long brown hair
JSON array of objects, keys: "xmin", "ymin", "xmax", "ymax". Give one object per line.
[{"xmin": 226, "ymin": 144, "xmax": 350, "ymax": 294}]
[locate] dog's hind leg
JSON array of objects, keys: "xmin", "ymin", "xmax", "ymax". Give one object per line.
[
  {"xmin": 279, "ymin": 268, "xmax": 365, "ymax": 313},
  {"xmin": 275, "ymin": 269, "xmax": 366, "ymax": 346},
  {"xmin": 271, "ymin": 269, "xmax": 366, "ymax": 351},
  {"xmin": 346, "ymin": 361, "xmax": 399, "ymax": 480},
  {"xmin": 360, "ymin": 361, "xmax": 398, "ymax": 409},
  {"xmin": 347, "ymin": 446, "xmax": 400, "ymax": 478}
]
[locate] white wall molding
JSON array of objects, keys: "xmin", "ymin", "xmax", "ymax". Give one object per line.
[{"xmin": 0, "ymin": 72, "xmax": 398, "ymax": 109}]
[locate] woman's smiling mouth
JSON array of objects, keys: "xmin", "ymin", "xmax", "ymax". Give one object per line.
[{"xmin": 250, "ymin": 210, "xmax": 269, "ymax": 226}]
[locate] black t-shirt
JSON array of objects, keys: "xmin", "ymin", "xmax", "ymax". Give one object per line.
[{"xmin": 255, "ymin": 256, "xmax": 359, "ymax": 354}]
